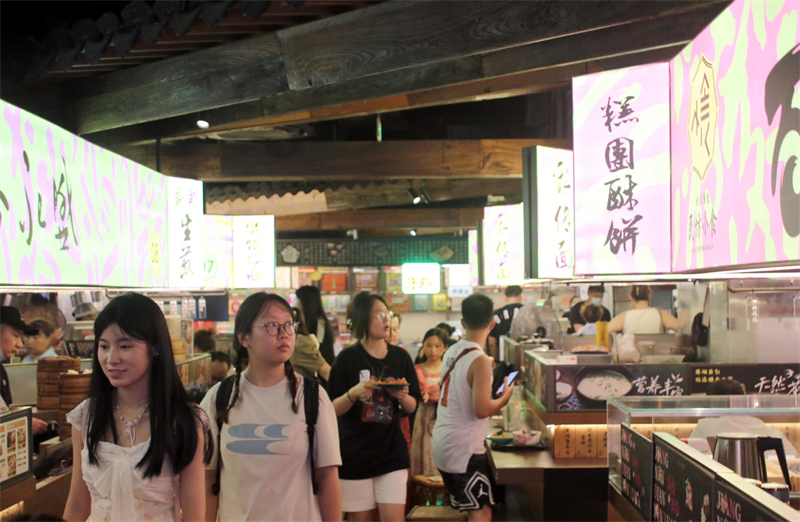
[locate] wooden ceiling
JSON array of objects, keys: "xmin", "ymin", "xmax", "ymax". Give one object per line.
[{"xmin": 0, "ymin": 0, "xmax": 731, "ymax": 235}]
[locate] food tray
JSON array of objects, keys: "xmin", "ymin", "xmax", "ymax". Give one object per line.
[{"xmin": 490, "ymin": 441, "xmax": 547, "ymax": 451}]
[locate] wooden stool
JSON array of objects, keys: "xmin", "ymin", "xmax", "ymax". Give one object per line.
[
  {"xmin": 411, "ymin": 475, "xmax": 449, "ymax": 506},
  {"xmin": 406, "ymin": 505, "xmax": 467, "ymax": 522}
]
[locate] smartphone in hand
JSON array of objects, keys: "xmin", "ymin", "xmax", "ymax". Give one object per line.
[{"xmin": 496, "ymin": 371, "xmax": 518, "ymax": 394}]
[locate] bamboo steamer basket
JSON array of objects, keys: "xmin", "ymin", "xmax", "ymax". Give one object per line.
[
  {"xmin": 58, "ymin": 370, "xmax": 92, "ymax": 440},
  {"xmin": 37, "ymin": 356, "xmax": 81, "ymax": 410}
]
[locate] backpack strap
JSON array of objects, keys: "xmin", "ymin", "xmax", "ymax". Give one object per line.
[
  {"xmin": 303, "ymin": 376, "xmax": 320, "ymax": 495},
  {"xmin": 212, "ymin": 375, "xmax": 236, "ymax": 497}
]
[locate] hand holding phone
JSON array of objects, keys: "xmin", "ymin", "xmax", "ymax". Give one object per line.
[{"xmin": 496, "ymin": 371, "xmax": 518, "ymax": 394}]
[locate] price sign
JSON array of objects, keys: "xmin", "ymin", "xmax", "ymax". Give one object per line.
[{"xmin": 621, "ymin": 424, "xmax": 653, "ymax": 520}]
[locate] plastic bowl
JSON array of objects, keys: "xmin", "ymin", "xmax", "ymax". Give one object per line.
[{"xmin": 487, "ymin": 432, "xmax": 514, "ymax": 446}]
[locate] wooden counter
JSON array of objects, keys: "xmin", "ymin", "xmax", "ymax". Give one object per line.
[{"xmin": 487, "ymin": 440, "xmax": 606, "ymax": 484}]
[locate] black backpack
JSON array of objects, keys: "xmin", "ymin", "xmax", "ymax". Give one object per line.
[{"xmin": 211, "ymin": 375, "xmax": 320, "ymax": 496}]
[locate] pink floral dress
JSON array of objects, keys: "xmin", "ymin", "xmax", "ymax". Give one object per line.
[
  {"xmin": 411, "ymin": 365, "xmax": 441, "ymax": 476},
  {"xmin": 67, "ymin": 400, "xmax": 181, "ymax": 522}
]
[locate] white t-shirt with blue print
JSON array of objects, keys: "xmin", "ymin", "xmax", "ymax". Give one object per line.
[{"xmin": 201, "ymin": 372, "xmax": 341, "ymax": 521}]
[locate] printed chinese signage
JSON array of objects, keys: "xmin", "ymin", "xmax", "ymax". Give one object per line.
[
  {"xmin": 621, "ymin": 424, "xmax": 653, "ymax": 521},
  {"xmin": 573, "ymin": 62, "xmax": 672, "ymax": 275},
  {"xmin": 1, "ymin": 101, "xmax": 169, "ymax": 287},
  {"xmin": 535, "ymin": 146, "xmax": 575, "ymax": 278},
  {"xmin": 203, "ymin": 215, "xmax": 233, "ymax": 289},
  {"xmin": 653, "ymin": 434, "xmax": 715, "ymax": 522},
  {"xmin": 671, "ymin": 0, "xmax": 800, "ymax": 271},
  {"xmin": 690, "ymin": 364, "xmax": 800, "ymax": 395},
  {"xmin": 401, "ymin": 263, "xmax": 441, "ymax": 295},
  {"xmin": 468, "ymin": 230, "xmax": 479, "ymax": 286},
  {"xmin": 482, "ymin": 204, "xmax": 524, "ymax": 286},
  {"xmin": 233, "ymin": 215, "xmax": 275, "ymax": 288},
  {"xmin": 167, "ymin": 177, "xmax": 204, "ymax": 288}
]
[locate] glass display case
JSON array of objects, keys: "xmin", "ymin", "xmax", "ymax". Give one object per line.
[{"xmin": 607, "ymin": 394, "xmax": 800, "ymax": 494}]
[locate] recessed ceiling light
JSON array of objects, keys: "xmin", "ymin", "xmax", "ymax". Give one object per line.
[
  {"xmin": 196, "ymin": 120, "xmax": 210, "ymax": 129},
  {"xmin": 410, "ymin": 229, "xmax": 417, "ymax": 236}
]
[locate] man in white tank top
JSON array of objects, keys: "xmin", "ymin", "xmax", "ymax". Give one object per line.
[{"xmin": 432, "ymin": 294, "xmax": 515, "ymax": 522}]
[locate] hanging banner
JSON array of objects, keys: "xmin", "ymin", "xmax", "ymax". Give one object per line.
[
  {"xmin": 0, "ymin": 101, "xmax": 168, "ymax": 287},
  {"xmin": 535, "ymin": 146, "xmax": 575, "ymax": 278},
  {"xmin": 483, "ymin": 204, "xmax": 524, "ymax": 286},
  {"xmin": 573, "ymin": 62, "xmax": 672, "ymax": 275},
  {"xmin": 670, "ymin": 0, "xmax": 800, "ymax": 271},
  {"xmin": 468, "ymin": 230, "xmax": 479, "ymax": 286},
  {"xmin": 203, "ymin": 215, "xmax": 233, "ymax": 289},
  {"xmin": 233, "ymin": 215, "xmax": 275, "ymax": 288},
  {"xmin": 167, "ymin": 177, "xmax": 204, "ymax": 288}
]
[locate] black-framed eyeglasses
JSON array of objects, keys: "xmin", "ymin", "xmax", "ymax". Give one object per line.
[{"xmin": 257, "ymin": 321, "xmax": 299, "ymax": 337}]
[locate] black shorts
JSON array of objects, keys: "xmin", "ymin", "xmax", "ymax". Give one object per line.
[{"xmin": 438, "ymin": 453, "xmax": 497, "ymax": 511}]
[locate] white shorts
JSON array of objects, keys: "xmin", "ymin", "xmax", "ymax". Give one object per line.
[{"xmin": 340, "ymin": 469, "xmax": 408, "ymax": 512}]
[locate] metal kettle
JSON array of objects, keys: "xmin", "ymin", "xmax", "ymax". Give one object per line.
[{"xmin": 713, "ymin": 432, "xmax": 792, "ymax": 490}]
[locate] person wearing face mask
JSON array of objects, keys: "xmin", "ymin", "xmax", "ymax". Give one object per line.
[
  {"xmin": 566, "ymin": 285, "xmax": 611, "ymax": 334},
  {"xmin": 486, "ymin": 286, "xmax": 524, "ymax": 360},
  {"xmin": 1, "ymin": 307, "xmax": 39, "ymax": 407}
]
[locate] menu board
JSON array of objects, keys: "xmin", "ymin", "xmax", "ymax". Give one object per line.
[
  {"xmin": 232, "ymin": 215, "xmax": 275, "ymax": 288},
  {"xmin": 690, "ymin": 364, "xmax": 800, "ymax": 395},
  {"xmin": 483, "ymin": 204, "xmax": 524, "ymax": 285},
  {"xmin": 670, "ymin": 0, "xmax": 800, "ymax": 271},
  {"xmin": 0, "ymin": 409, "xmax": 31, "ymax": 489},
  {"xmin": 715, "ymin": 476, "xmax": 781, "ymax": 522},
  {"xmin": 167, "ymin": 177, "xmax": 204, "ymax": 288},
  {"xmin": 203, "ymin": 215, "xmax": 234, "ymax": 289},
  {"xmin": 621, "ymin": 424, "xmax": 653, "ymax": 520},
  {"xmin": 0, "ymin": 100, "xmax": 169, "ymax": 287},
  {"xmin": 534, "ymin": 146, "xmax": 575, "ymax": 279},
  {"xmin": 468, "ymin": 230, "xmax": 479, "ymax": 286},
  {"xmin": 653, "ymin": 434, "xmax": 715, "ymax": 522},
  {"xmin": 573, "ymin": 62, "xmax": 672, "ymax": 275},
  {"xmin": 556, "ymin": 364, "xmax": 689, "ymax": 411}
]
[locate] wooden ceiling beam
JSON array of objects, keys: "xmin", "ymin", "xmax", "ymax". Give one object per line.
[
  {"xmin": 275, "ymin": 207, "xmax": 484, "ymax": 231},
  {"xmin": 116, "ymin": 138, "xmax": 569, "ymax": 182},
  {"xmin": 58, "ymin": 0, "xmax": 724, "ymax": 136}
]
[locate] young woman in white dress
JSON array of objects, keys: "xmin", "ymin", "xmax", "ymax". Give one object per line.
[{"xmin": 63, "ymin": 293, "xmax": 210, "ymax": 522}]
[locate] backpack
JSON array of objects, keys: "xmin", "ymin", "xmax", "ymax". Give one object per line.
[{"xmin": 211, "ymin": 375, "xmax": 320, "ymax": 496}]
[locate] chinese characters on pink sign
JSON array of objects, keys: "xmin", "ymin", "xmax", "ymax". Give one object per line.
[
  {"xmin": 536, "ymin": 146, "xmax": 575, "ymax": 278},
  {"xmin": 573, "ymin": 62, "xmax": 672, "ymax": 275},
  {"xmin": 670, "ymin": 0, "xmax": 800, "ymax": 271}
]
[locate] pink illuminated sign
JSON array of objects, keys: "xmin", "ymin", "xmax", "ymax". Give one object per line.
[
  {"xmin": 573, "ymin": 62, "xmax": 672, "ymax": 275},
  {"xmin": 670, "ymin": 0, "xmax": 800, "ymax": 271}
]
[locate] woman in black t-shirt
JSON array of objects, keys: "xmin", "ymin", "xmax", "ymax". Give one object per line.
[{"xmin": 328, "ymin": 292, "xmax": 422, "ymax": 522}]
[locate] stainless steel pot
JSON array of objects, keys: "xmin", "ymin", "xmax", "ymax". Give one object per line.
[{"xmin": 713, "ymin": 432, "xmax": 792, "ymax": 490}]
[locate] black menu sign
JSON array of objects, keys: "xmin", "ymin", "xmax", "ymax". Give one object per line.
[
  {"xmin": 715, "ymin": 477, "xmax": 781, "ymax": 522},
  {"xmin": 653, "ymin": 434, "xmax": 715, "ymax": 522},
  {"xmin": 621, "ymin": 424, "xmax": 653, "ymax": 520},
  {"xmin": 690, "ymin": 364, "xmax": 800, "ymax": 395}
]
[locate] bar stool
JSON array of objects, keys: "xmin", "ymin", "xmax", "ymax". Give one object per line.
[
  {"xmin": 406, "ymin": 505, "xmax": 467, "ymax": 522},
  {"xmin": 410, "ymin": 475, "xmax": 449, "ymax": 506}
]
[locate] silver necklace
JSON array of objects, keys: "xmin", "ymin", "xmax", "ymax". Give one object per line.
[{"xmin": 115, "ymin": 403, "xmax": 148, "ymax": 446}]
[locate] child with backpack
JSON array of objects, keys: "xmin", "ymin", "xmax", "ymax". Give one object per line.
[
  {"xmin": 200, "ymin": 292, "xmax": 342, "ymax": 521},
  {"xmin": 432, "ymin": 294, "xmax": 515, "ymax": 522}
]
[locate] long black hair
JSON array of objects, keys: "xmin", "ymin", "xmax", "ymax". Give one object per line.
[
  {"xmin": 296, "ymin": 286, "xmax": 335, "ymax": 365},
  {"xmin": 347, "ymin": 291, "xmax": 389, "ymax": 342},
  {"xmin": 220, "ymin": 293, "xmax": 301, "ymax": 424},
  {"xmin": 85, "ymin": 293, "xmax": 210, "ymax": 478}
]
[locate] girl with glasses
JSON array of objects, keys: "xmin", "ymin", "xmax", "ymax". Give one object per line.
[
  {"xmin": 63, "ymin": 293, "xmax": 211, "ymax": 522},
  {"xmin": 201, "ymin": 292, "xmax": 342, "ymax": 521},
  {"xmin": 328, "ymin": 292, "xmax": 422, "ymax": 522}
]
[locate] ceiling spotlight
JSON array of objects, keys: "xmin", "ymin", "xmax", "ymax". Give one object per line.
[
  {"xmin": 410, "ymin": 229, "xmax": 417, "ymax": 236},
  {"xmin": 196, "ymin": 120, "xmax": 210, "ymax": 129},
  {"xmin": 407, "ymin": 187, "xmax": 422, "ymax": 205}
]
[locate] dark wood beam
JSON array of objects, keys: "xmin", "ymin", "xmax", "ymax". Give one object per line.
[
  {"xmin": 275, "ymin": 207, "xmax": 483, "ymax": 231},
  {"xmin": 116, "ymin": 139, "xmax": 570, "ymax": 181},
  {"xmin": 58, "ymin": 0, "xmax": 725, "ymax": 136}
]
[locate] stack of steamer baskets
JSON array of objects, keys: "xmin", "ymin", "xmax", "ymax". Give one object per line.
[
  {"xmin": 58, "ymin": 369, "xmax": 92, "ymax": 440},
  {"xmin": 37, "ymin": 356, "xmax": 81, "ymax": 410}
]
